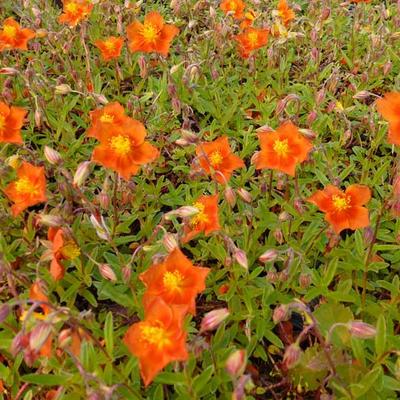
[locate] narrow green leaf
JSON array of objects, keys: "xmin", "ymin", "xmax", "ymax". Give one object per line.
[
  {"xmin": 104, "ymin": 311, "xmax": 114, "ymax": 358},
  {"xmin": 375, "ymin": 314, "xmax": 386, "ymax": 358}
]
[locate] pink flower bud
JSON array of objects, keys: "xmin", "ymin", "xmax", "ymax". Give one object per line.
[
  {"xmin": 311, "ymin": 47, "xmax": 319, "ymax": 62},
  {"xmin": 98, "ymin": 192, "xmax": 110, "ymax": 209},
  {"xmin": 237, "ymin": 188, "xmax": 252, "ymax": 203},
  {"xmin": 283, "ymin": 344, "xmax": 301, "ymax": 369},
  {"xmin": 266, "ymin": 270, "xmax": 278, "ymax": 283},
  {"xmin": 383, "ymin": 61, "xmax": 392, "ymax": 76},
  {"xmin": 326, "ymin": 101, "xmax": 336, "ymax": 113},
  {"xmin": 353, "ymin": 91, "xmax": 372, "ymax": 100},
  {"xmin": 256, "ymin": 124, "xmax": 274, "ymax": 133},
  {"xmin": 293, "ymin": 197, "xmax": 305, "ymax": 214},
  {"xmin": 224, "ymin": 186, "xmax": 236, "ymax": 207},
  {"xmin": 273, "ymin": 228, "xmax": 284, "ymax": 244},
  {"xmin": 181, "ymin": 129, "xmax": 199, "ymax": 144},
  {"xmin": 99, "ymin": 264, "xmax": 117, "ymax": 282},
  {"xmin": 73, "ymin": 161, "xmax": 91, "ymax": 187},
  {"xmin": 315, "ymin": 89, "xmax": 326, "ymax": 105},
  {"xmin": 226, "ymin": 349, "xmax": 247, "ymax": 378},
  {"xmin": 163, "ymin": 233, "xmax": 178, "ymax": 252},
  {"xmin": 348, "ymin": 321, "xmax": 376, "ymax": 339},
  {"xmin": 165, "ymin": 206, "xmax": 199, "ymax": 220},
  {"xmin": 58, "ymin": 328, "xmax": 72, "ymax": 349},
  {"xmin": 138, "ymin": 56, "xmax": 147, "ymax": 79},
  {"xmin": 0, "ymin": 304, "xmax": 10, "ymax": 323},
  {"xmin": 29, "ymin": 323, "xmax": 52, "ymax": 352},
  {"xmin": 259, "ymin": 249, "xmax": 278, "ymax": 263},
  {"xmin": 200, "ymin": 308, "xmax": 230, "ymax": 333},
  {"xmin": 0, "ymin": 67, "xmax": 19, "ymax": 75},
  {"xmin": 307, "ymin": 110, "xmax": 317, "ymax": 125},
  {"xmin": 310, "ymin": 29, "xmax": 318, "ymax": 42},
  {"xmin": 122, "ymin": 265, "xmax": 132, "ymax": 283},
  {"xmin": 273, "ymin": 304, "xmax": 290, "ymax": 324},
  {"xmin": 299, "ymin": 273, "xmax": 311, "ymax": 288},
  {"xmin": 321, "ymin": 7, "xmax": 330, "ymax": 20},
  {"xmin": 234, "ymin": 248, "xmax": 248, "ymax": 270},
  {"xmin": 44, "ymin": 146, "xmax": 63, "ymax": 165}
]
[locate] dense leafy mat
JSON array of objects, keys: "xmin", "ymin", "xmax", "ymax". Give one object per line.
[{"xmin": 0, "ymin": 0, "xmax": 400, "ymax": 399}]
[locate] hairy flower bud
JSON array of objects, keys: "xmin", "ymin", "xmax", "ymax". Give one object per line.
[
  {"xmin": 348, "ymin": 321, "xmax": 376, "ymax": 339},
  {"xmin": 224, "ymin": 186, "xmax": 236, "ymax": 207},
  {"xmin": 165, "ymin": 206, "xmax": 200, "ymax": 220},
  {"xmin": 273, "ymin": 304, "xmax": 290, "ymax": 324},
  {"xmin": 233, "ymin": 248, "xmax": 248, "ymax": 270},
  {"xmin": 259, "ymin": 249, "xmax": 278, "ymax": 263},
  {"xmin": 44, "ymin": 146, "xmax": 63, "ymax": 165},
  {"xmin": 37, "ymin": 214, "xmax": 63, "ymax": 227},
  {"xmin": 200, "ymin": 308, "xmax": 230, "ymax": 333},
  {"xmin": 283, "ymin": 343, "xmax": 301, "ymax": 369},
  {"xmin": 237, "ymin": 188, "xmax": 252, "ymax": 203},
  {"xmin": 162, "ymin": 233, "xmax": 178, "ymax": 252},
  {"xmin": 99, "ymin": 264, "xmax": 117, "ymax": 282},
  {"xmin": 73, "ymin": 161, "xmax": 91, "ymax": 187},
  {"xmin": 226, "ymin": 349, "xmax": 247, "ymax": 378},
  {"xmin": 55, "ymin": 84, "xmax": 72, "ymax": 95},
  {"xmin": 138, "ymin": 55, "xmax": 147, "ymax": 79},
  {"xmin": 29, "ymin": 323, "xmax": 52, "ymax": 352}
]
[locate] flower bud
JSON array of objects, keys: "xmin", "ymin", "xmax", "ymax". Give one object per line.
[
  {"xmin": 0, "ymin": 304, "xmax": 10, "ymax": 323},
  {"xmin": 278, "ymin": 211, "xmax": 290, "ymax": 222},
  {"xmin": 90, "ymin": 214, "xmax": 111, "ymax": 241},
  {"xmin": 315, "ymin": 89, "xmax": 325, "ymax": 105},
  {"xmin": 0, "ymin": 67, "xmax": 19, "ymax": 75},
  {"xmin": 233, "ymin": 248, "xmax": 248, "ymax": 270},
  {"xmin": 256, "ymin": 124, "xmax": 274, "ymax": 133},
  {"xmin": 307, "ymin": 110, "xmax": 317, "ymax": 125},
  {"xmin": 283, "ymin": 344, "xmax": 301, "ymax": 369},
  {"xmin": 383, "ymin": 61, "xmax": 392, "ymax": 76},
  {"xmin": 58, "ymin": 328, "xmax": 72, "ymax": 349},
  {"xmin": 44, "ymin": 146, "xmax": 63, "ymax": 165},
  {"xmin": 237, "ymin": 188, "xmax": 252, "ymax": 203},
  {"xmin": 163, "ymin": 233, "xmax": 178, "ymax": 252},
  {"xmin": 73, "ymin": 161, "xmax": 91, "ymax": 187},
  {"xmin": 98, "ymin": 191, "xmax": 110, "ymax": 209},
  {"xmin": 224, "ymin": 186, "xmax": 236, "ymax": 207},
  {"xmin": 299, "ymin": 273, "xmax": 311, "ymax": 288},
  {"xmin": 273, "ymin": 304, "xmax": 290, "ymax": 324},
  {"xmin": 200, "ymin": 308, "xmax": 230, "ymax": 333},
  {"xmin": 37, "ymin": 214, "xmax": 63, "ymax": 227},
  {"xmin": 353, "ymin": 91, "xmax": 372, "ymax": 100},
  {"xmin": 320, "ymin": 7, "xmax": 330, "ymax": 20},
  {"xmin": 92, "ymin": 93, "xmax": 108, "ymax": 105},
  {"xmin": 348, "ymin": 321, "xmax": 376, "ymax": 339},
  {"xmin": 55, "ymin": 84, "xmax": 72, "ymax": 95},
  {"xmin": 165, "ymin": 206, "xmax": 200, "ymax": 220},
  {"xmin": 11, "ymin": 332, "xmax": 29, "ymax": 356},
  {"xmin": 138, "ymin": 55, "xmax": 147, "ymax": 79},
  {"xmin": 293, "ymin": 197, "xmax": 305, "ymax": 213},
  {"xmin": 122, "ymin": 265, "xmax": 132, "ymax": 283},
  {"xmin": 226, "ymin": 349, "xmax": 247, "ymax": 378},
  {"xmin": 266, "ymin": 270, "xmax": 278, "ymax": 283},
  {"xmin": 273, "ymin": 228, "xmax": 284, "ymax": 244},
  {"xmin": 259, "ymin": 249, "xmax": 278, "ymax": 263},
  {"xmin": 99, "ymin": 264, "xmax": 117, "ymax": 282},
  {"xmin": 29, "ymin": 323, "xmax": 52, "ymax": 351}
]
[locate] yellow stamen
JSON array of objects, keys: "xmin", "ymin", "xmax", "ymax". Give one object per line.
[
  {"xmin": 3, "ymin": 25, "xmax": 17, "ymax": 39},
  {"xmin": 65, "ymin": 2, "xmax": 78, "ymax": 13},
  {"xmin": 163, "ymin": 270, "xmax": 184, "ymax": 292},
  {"xmin": 100, "ymin": 113, "xmax": 114, "ymax": 123},
  {"xmin": 273, "ymin": 139, "xmax": 289, "ymax": 157},
  {"xmin": 15, "ymin": 177, "xmax": 38, "ymax": 195},
  {"xmin": 142, "ymin": 24, "xmax": 159, "ymax": 43},
  {"xmin": 0, "ymin": 114, "xmax": 5, "ymax": 131},
  {"xmin": 247, "ymin": 31, "xmax": 258, "ymax": 46},
  {"xmin": 60, "ymin": 242, "xmax": 80, "ymax": 259},
  {"xmin": 141, "ymin": 323, "xmax": 170, "ymax": 348},
  {"xmin": 332, "ymin": 195, "xmax": 350, "ymax": 212},
  {"xmin": 229, "ymin": 1, "xmax": 238, "ymax": 10},
  {"xmin": 109, "ymin": 135, "xmax": 131, "ymax": 155},
  {"xmin": 209, "ymin": 151, "xmax": 223, "ymax": 167},
  {"xmin": 20, "ymin": 310, "xmax": 46, "ymax": 322},
  {"xmin": 104, "ymin": 40, "xmax": 115, "ymax": 51},
  {"xmin": 191, "ymin": 202, "xmax": 209, "ymax": 226}
]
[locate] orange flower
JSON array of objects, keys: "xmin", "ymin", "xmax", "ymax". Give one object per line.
[
  {"xmin": 183, "ymin": 194, "xmax": 220, "ymax": 242},
  {"xmin": 48, "ymin": 228, "xmax": 80, "ymax": 281},
  {"xmin": 308, "ymin": 184, "xmax": 371, "ymax": 234},
  {"xmin": 240, "ymin": 10, "xmax": 257, "ymax": 29},
  {"xmin": 277, "ymin": 0, "xmax": 295, "ymax": 26},
  {"xmin": 0, "ymin": 18, "xmax": 35, "ymax": 51},
  {"xmin": 94, "ymin": 36, "xmax": 124, "ymax": 61},
  {"xmin": 86, "ymin": 102, "xmax": 132, "ymax": 140},
  {"xmin": 0, "ymin": 101, "xmax": 26, "ymax": 144},
  {"xmin": 234, "ymin": 27, "xmax": 269, "ymax": 58},
  {"xmin": 140, "ymin": 248, "xmax": 209, "ymax": 315},
  {"xmin": 4, "ymin": 162, "xmax": 47, "ymax": 216},
  {"xmin": 196, "ymin": 136, "xmax": 244, "ymax": 184},
  {"xmin": 254, "ymin": 122, "xmax": 313, "ymax": 176},
  {"xmin": 376, "ymin": 92, "xmax": 400, "ymax": 146},
  {"xmin": 58, "ymin": 0, "xmax": 93, "ymax": 27},
  {"xmin": 220, "ymin": 0, "xmax": 245, "ymax": 19},
  {"xmin": 124, "ymin": 297, "xmax": 188, "ymax": 386},
  {"xmin": 91, "ymin": 120, "xmax": 159, "ymax": 180},
  {"xmin": 126, "ymin": 11, "xmax": 179, "ymax": 56}
]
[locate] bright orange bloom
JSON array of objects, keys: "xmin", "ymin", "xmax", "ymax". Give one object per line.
[
  {"xmin": 308, "ymin": 185, "xmax": 371, "ymax": 234},
  {"xmin": 86, "ymin": 102, "xmax": 132, "ymax": 140},
  {"xmin": 254, "ymin": 122, "xmax": 313, "ymax": 176},
  {"xmin": 234, "ymin": 27, "xmax": 269, "ymax": 58},
  {"xmin": 124, "ymin": 297, "xmax": 188, "ymax": 386},
  {"xmin": 0, "ymin": 101, "xmax": 26, "ymax": 144},
  {"xmin": 140, "ymin": 248, "xmax": 209, "ymax": 315},
  {"xmin": 0, "ymin": 18, "xmax": 35, "ymax": 51},
  {"xmin": 4, "ymin": 162, "xmax": 47, "ymax": 216},
  {"xmin": 48, "ymin": 228, "xmax": 80, "ymax": 281},
  {"xmin": 277, "ymin": 0, "xmax": 295, "ymax": 26},
  {"xmin": 94, "ymin": 36, "xmax": 124, "ymax": 61},
  {"xmin": 126, "ymin": 11, "xmax": 179, "ymax": 56},
  {"xmin": 183, "ymin": 194, "xmax": 220, "ymax": 242},
  {"xmin": 240, "ymin": 10, "xmax": 257, "ymax": 29},
  {"xmin": 376, "ymin": 92, "xmax": 400, "ymax": 146},
  {"xmin": 91, "ymin": 119, "xmax": 159, "ymax": 180},
  {"xmin": 58, "ymin": 0, "xmax": 93, "ymax": 27},
  {"xmin": 196, "ymin": 136, "xmax": 244, "ymax": 184},
  {"xmin": 220, "ymin": 0, "xmax": 245, "ymax": 19}
]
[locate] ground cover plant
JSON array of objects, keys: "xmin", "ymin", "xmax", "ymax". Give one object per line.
[{"xmin": 0, "ymin": 0, "xmax": 400, "ymax": 398}]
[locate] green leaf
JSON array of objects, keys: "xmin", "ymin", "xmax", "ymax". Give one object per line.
[
  {"xmin": 104, "ymin": 311, "xmax": 114, "ymax": 358},
  {"xmin": 21, "ymin": 374, "xmax": 70, "ymax": 386},
  {"xmin": 154, "ymin": 372, "xmax": 186, "ymax": 385},
  {"xmin": 323, "ymin": 258, "xmax": 338, "ymax": 287},
  {"xmin": 350, "ymin": 366, "xmax": 382, "ymax": 398},
  {"xmin": 193, "ymin": 365, "xmax": 214, "ymax": 394},
  {"xmin": 375, "ymin": 314, "xmax": 386, "ymax": 358}
]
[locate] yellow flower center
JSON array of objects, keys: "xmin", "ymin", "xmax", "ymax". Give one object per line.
[
  {"xmin": 332, "ymin": 195, "xmax": 350, "ymax": 212},
  {"xmin": 141, "ymin": 323, "xmax": 171, "ymax": 348},
  {"xmin": 20, "ymin": 310, "xmax": 47, "ymax": 322},
  {"xmin": 247, "ymin": 31, "xmax": 258, "ymax": 46},
  {"xmin": 65, "ymin": 2, "xmax": 78, "ymax": 13},
  {"xmin": 191, "ymin": 202, "xmax": 209, "ymax": 226},
  {"xmin": 109, "ymin": 135, "xmax": 131, "ymax": 155},
  {"xmin": 60, "ymin": 242, "xmax": 81, "ymax": 259},
  {"xmin": 15, "ymin": 177, "xmax": 38, "ymax": 195},
  {"xmin": 104, "ymin": 40, "xmax": 115, "ymax": 51},
  {"xmin": 229, "ymin": 1, "xmax": 238, "ymax": 10},
  {"xmin": 142, "ymin": 24, "xmax": 159, "ymax": 43},
  {"xmin": 273, "ymin": 139, "xmax": 289, "ymax": 157},
  {"xmin": 3, "ymin": 25, "xmax": 17, "ymax": 39},
  {"xmin": 0, "ymin": 114, "xmax": 5, "ymax": 131},
  {"xmin": 163, "ymin": 270, "xmax": 184, "ymax": 292},
  {"xmin": 209, "ymin": 151, "xmax": 223, "ymax": 167},
  {"xmin": 100, "ymin": 113, "xmax": 114, "ymax": 123}
]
